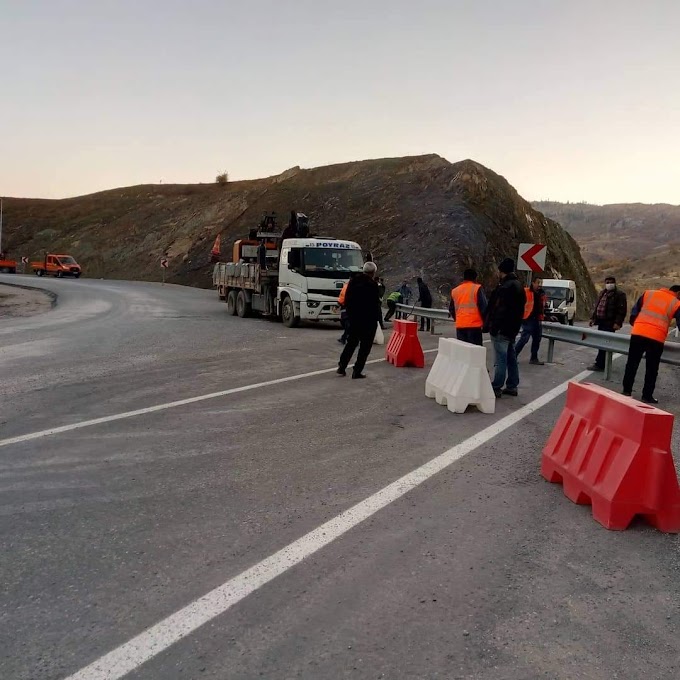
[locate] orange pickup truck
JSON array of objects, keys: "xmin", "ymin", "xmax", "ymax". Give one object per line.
[
  {"xmin": 0, "ymin": 252, "xmax": 17, "ymax": 273},
  {"xmin": 32, "ymin": 253, "xmax": 82, "ymax": 278}
]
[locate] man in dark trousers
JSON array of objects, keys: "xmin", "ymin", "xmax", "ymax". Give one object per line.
[
  {"xmin": 384, "ymin": 291, "xmax": 403, "ymax": 322},
  {"xmin": 485, "ymin": 258, "xmax": 526, "ymax": 398},
  {"xmin": 515, "ymin": 275, "xmax": 546, "ymax": 364},
  {"xmin": 622, "ymin": 285, "xmax": 680, "ymax": 404},
  {"xmin": 337, "ymin": 262, "xmax": 382, "ymax": 379},
  {"xmin": 588, "ymin": 276, "xmax": 627, "ymax": 371},
  {"xmin": 450, "ymin": 268, "xmax": 488, "ymax": 345},
  {"xmin": 416, "ymin": 276, "xmax": 433, "ymax": 332}
]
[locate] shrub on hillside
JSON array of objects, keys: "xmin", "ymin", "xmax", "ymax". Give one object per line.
[{"xmin": 215, "ymin": 172, "xmax": 229, "ymax": 185}]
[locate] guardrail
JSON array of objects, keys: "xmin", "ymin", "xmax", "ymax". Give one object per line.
[
  {"xmin": 542, "ymin": 322, "xmax": 680, "ymax": 380},
  {"xmin": 394, "ymin": 303, "xmax": 680, "ymax": 381},
  {"xmin": 394, "ymin": 303, "xmax": 451, "ymax": 335}
]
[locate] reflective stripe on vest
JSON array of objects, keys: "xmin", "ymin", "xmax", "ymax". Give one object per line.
[
  {"xmin": 632, "ymin": 289, "xmax": 680, "ymax": 343},
  {"xmin": 451, "ymin": 282, "xmax": 483, "ymax": 328},
  {"xmin": 523, "ymin": 288, "xmax": 534, "ymax": 320},
  {"xmin": 338, "ymin": 281, "xmax": 349, "ymax": 306}
]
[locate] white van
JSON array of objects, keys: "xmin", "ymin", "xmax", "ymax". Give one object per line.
[{"xmin": 542, "ymin": 279, "xmax": 577, "ymax": 325}]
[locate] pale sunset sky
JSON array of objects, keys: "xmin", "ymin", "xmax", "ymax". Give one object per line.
[{"xmin": 1, "ymin": 0, "xmax": 678, "ymax": 204}]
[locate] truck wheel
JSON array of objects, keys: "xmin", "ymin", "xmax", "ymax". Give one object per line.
[
  {"xmin": 226, "ymin": 290, "xmax": 237, "ymax": 316},
  {"xmin": 56, "ymin": 271, "xmax": 63, "ymax": 278},
  {"xmin": 281, "ymin": 296, "xmax": 300, "ymax": 328},
  {"xmin": 74, "ymin": 273, "xmax": 81, "ymax": 279},
  {"xmin": 36, "ymin": 269, "xmax": 44, "ymax": 277},
  {"xmin": 236, "ymin": 290, "xmax": 251, "ymax": 318}
]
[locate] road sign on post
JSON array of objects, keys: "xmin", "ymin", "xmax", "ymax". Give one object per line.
[
  {"xmin": 517, "ymin": 243, "xmax": 547, "ymax": 272},
  {"xmin": 160, "ymin": 257, "xmax": 169, "ymax": 285}
]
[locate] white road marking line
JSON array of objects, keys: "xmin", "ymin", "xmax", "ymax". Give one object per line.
[
  {"xmin": 0, "ymin": 350, "xmax": 439, "ymax": 449},
  {"xmin": 64, "ymin": 368, "xmax": 592, "ymax": 680}
]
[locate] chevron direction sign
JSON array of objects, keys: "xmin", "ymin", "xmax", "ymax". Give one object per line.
[{"xmin": 517, "ymin": 243, "xmax": 547, "ymax": 272}]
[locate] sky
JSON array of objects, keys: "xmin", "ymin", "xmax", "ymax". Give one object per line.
[{"xmin": 1, "ymin": 0, "xmax": 679, "ymax": 204}]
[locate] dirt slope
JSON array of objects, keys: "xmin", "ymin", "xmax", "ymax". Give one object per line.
[
  {"xmin": 2, "ymin": 155, "xmax": 595, "ymax": 310},
  {"xmin": 533, "ymin": 200, "xmax": 680, "ymax": 297}
]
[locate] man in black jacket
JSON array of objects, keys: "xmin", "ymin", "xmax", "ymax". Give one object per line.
[
  {"xmin": 485, "ymin": 257, "xmax": 526, "ymax": 398},
  {"xmin": 337, "ymin": 262, "xmax": 382, "ymax": 379},
  {"xmin": 588, "ymin": 276, "xmax": 628, "ymax": 371},
  {"xmin": 417, "ymin": 277, "xmax": 433, "ymax": 332}
]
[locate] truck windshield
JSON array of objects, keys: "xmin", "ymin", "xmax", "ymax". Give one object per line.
[
  {"xmin": 544, "ymin": 287, "xmax": 568, "ymax": 302},
  {"xmin": 302, "ymin": 248, "xmax": 364, "ymax": 278},
  {"xmin": 58, "ymin": 256, "xmax": 77, "ymax": 265}
]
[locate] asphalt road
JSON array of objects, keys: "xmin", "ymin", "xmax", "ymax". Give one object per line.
[{"xmin": 1, "ymin": 274, "xmax": 679, "ymax": 680}]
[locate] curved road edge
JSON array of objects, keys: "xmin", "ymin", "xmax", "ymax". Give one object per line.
[{"xmin": 0, "ymin": 279, "xmax": 58, "ymax": 309}]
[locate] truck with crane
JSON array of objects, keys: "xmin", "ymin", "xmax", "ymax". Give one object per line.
[{"xmin": 213, "ymin": 211, "xmax": 365, "ymax": 327}]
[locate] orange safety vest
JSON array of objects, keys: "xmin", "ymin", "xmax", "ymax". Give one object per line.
[
  {"xmin": 338, "ymin": 281, "xmax": 349, "ymax": 306},
  {"xmin": 632, "ymin": 288, "xmax": 680, "ymax": 343},
  {"xmin": 451, "ymin": 282, "xmax": 483, "ymax": 328},
  {"xmin": 523, "ymin": 288, "xmax": 534, "ymax": 320}
]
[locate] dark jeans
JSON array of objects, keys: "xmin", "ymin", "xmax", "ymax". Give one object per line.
[
  {"xmin": 456, "ymin": 327, "xmax": 483, "ymax": 346},
  {"xmin": 622, "ymin": 334, "xmax": 664, "ymax": 399},
  {"xmin": 491, "ymin": 333, "xmax": 519, "ymax": 391},
  {"xmin": 339, "ymin": 313, "xmax": 349, "ymax": 343},
  {"xmin": 339, "ymin": 322, "xmax": 377, "ymax": 375},
  {"xmin": 594, "ymin": 320, "xmax": 615, "ymax": 368},
  {"xmin": 384, "ymin": 300, "xmax": 397, "ymax": 321},
  {"xmin": 515, "ymin": 317, "xmax": 543, "ymax": 359},
  {"xmin": 419, "ymin": 310, "xmax": 431, "ymax": 332}
]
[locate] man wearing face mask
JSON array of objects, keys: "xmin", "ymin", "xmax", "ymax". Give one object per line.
[{"xmin": 588, "ymin": 276, "xmax": 628, "ymax": 372}]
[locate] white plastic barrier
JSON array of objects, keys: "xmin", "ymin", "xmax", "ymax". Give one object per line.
[{"xmin": 425, "ymin": 338, "xmax": 495, "ymax": 414}]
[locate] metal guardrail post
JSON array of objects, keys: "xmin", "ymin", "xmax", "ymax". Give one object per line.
[
  {"xmin": 547, "ymin": 338, "xmax": 555, "ymax": 363},
  {"xmin": 604, "ymin": 351, "xmax": 613, "ymax": 381}
]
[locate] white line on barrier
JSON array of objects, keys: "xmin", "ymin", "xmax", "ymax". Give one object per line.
[
  {"xmin": 63, "ymin": 368, "xmax": 592, "ymax": 680},
  {"xmin": 0, "ymin": 349, "xmax": 440, "ymax": 449}
]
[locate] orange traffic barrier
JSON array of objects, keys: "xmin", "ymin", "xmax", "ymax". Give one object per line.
[
  {"xmin": 542, "ymin": 382, "xmax": 680, "ymax": 532},
  {"xmin": 386, "ymin": 319, "xmax": 425, "ymax": 368}
]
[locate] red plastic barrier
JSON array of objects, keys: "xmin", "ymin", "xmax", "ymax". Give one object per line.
[
  {"xmin": 542, "ymin": 382, "xmax": 680, "ymax": 532},
  {"xmin": 385, "ymin": 319, "xmax": 425, "ymax": 368}
]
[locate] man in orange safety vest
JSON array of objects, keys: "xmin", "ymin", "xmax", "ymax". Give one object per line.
[
  {"xmin": 622, "ymin": 285, "xmax": 680, "ymax": 403},
  {"xmin": 449, "ymin": 268, "xmax": 488, "ymax": 346},
  {"xmin": 515, "ymin": 276, "xmax": 546, "ymax": 365}
]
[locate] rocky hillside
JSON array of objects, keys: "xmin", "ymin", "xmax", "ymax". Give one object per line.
[
  {"xmin": 534, "ymin": 201, "xmax": 680, "ymax": 296},
  {"xmin": 3, "ymin": 155, "xmax": 595, "ymax": 311}
]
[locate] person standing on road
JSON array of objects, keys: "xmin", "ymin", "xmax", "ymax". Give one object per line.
[
  {"xmin": 337, "ymin": 278, "xmax": 351, "ymax": 344},
  {"xmin": 588, "ymin": 276, "xmax": 627, "ymax": 372},
  {"xmin": 484, "ymin": 258, "xmax": 526, "ymax": 398},
  {"xmin": 384, "ymin": 291, "xmax": 403, "ymax": 322},
  {"xmin": 449, "ymin": 269, "xmax": 487, "ymax": 346},
  {"xmin": 396, "ymin": 280, "xmax": 412, "ymax": 318},
  {"xmin": 416, "ymin": 277, "xmax": 433, "ymax": 332},
  {"xmin": 377, "ymin": 278, "xmax": 386, "ymax": 329},
  {"xmin": 622, "ymin": 285, "xmax": 680, "ymax": 404},
  {"xmin": 515, "ymin": 276, "xmax": 546, "ymax": 365},
  {"xmin": 337, "ymin": 262, "xmax": 382, "ymax": 379}
]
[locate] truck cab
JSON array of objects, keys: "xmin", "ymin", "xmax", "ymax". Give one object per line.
[
  {"xmin": 278, "ymin": 238, "xmax": 364, "ymax": 325},
  {"xmin": 542, "ymin": 278, "xmax": 577, "ymax": 325}
]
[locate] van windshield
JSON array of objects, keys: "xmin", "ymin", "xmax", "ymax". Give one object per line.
[
  {"xmin": 58, "ymin": 256, "xmax": 77, "ymax": 265},
  {"xmin": 544, "ymin": 286, "xmax": 568, "ymax": 302},
  {"xmin": 302, "ymin": 248, "xmax": 364, "ymax": 278}
]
